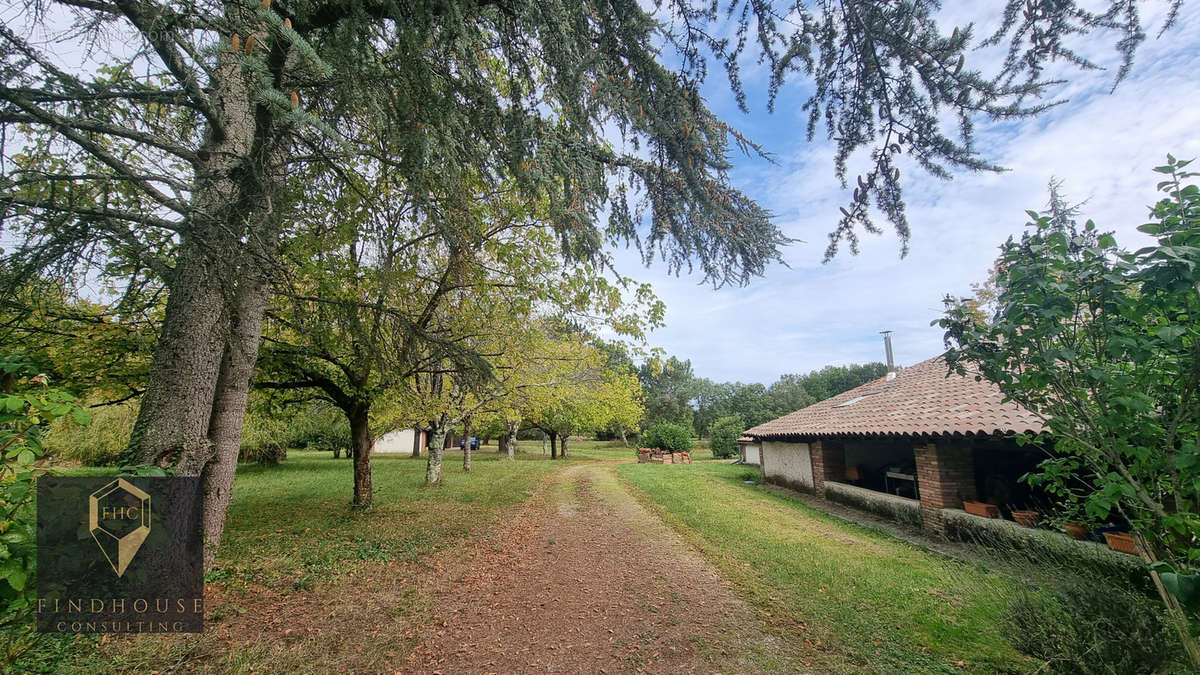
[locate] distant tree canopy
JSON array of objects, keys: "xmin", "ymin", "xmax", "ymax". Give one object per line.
[
  {"xmin": 694, "ymin": 362, "xmax": 889, "ymax": 434},
  {"xmin": 636, "ymin": 354, "xmax": 888, "ymax": 437}
]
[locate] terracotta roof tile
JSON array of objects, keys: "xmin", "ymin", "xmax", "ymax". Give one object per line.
[
  {"xmin": 745, "ymin": 356, "xmax": 1043, "ymax": 439},
  {"xmin": 736, "ymin": 435, "xmax": 756, "ymax": 443}
]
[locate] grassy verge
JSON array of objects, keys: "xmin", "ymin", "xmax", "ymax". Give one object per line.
[{"xmin": 618, "ymin": 461, "xmax": 1030, "ymax": 674}]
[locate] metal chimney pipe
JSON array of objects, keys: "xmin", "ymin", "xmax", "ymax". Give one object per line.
[{"xmin": 880, "ymin": 330, "xmax": 895, "ymax": 372}]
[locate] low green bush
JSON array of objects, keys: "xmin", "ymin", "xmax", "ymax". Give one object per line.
[
  {"xmin": 1003, "ymin": 583, "xmax": 1177, "ymax": 674},
  {"xmin": 44, "ymin": 398, "xmax": 136, "ymax": 466},
  {"xmin": 708, "ymin": 415, "xmax": 743, "ymax": 459},
  {"xmin": 942, "ymin": 508, "xmax": 1150, "ymax": 592},
  {"xmin": 277, "ymin": 404, "xmax": 350, "ymax": 454},
  {"xmin": 643, "ymin": 423, "xmax": 692, "ymax": 453},
  {"xmin": 239, "ymin": 413, "xmax": 288, "ymax": 466}
]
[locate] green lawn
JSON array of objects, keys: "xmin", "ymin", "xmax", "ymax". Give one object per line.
[
  {"xmin": 25, "ymin": 443, "xmax": 1048, "ymax": 673},
  {"xmin": 619, "ymin": 461, "xmax": 1030, "ymax": 674},
  {"xmin": 17, "ymin": 449, "xmax": 565, "ymax": 673},
  {"xmin": 214, "ymin": 449, "xmax": 564, "ymax": 589}
]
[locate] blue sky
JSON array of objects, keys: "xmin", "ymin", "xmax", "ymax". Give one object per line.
[{"xmin": 610, "ymin": 1, "xmax": 1200, "ymax": 385}]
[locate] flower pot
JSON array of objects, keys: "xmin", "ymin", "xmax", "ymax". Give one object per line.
[
  {"xmin": 963, "ymin": 501, "xmax": 1000, "ymax": 518},
  {"xmin": 1064, "ymin": 522, "xmax": 1089, "ymax": 540},
  {"xmin": 1103, "ymin": 531, "xmax": 1138, "ymax": 555},
  {"xmin": 1012, "ymin": 510, "xmax": 1039, "ymax": 528}
]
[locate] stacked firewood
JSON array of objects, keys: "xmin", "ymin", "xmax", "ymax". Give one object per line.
[{"xmin": 636, "ymin": 448, "xmax": 692, "ymax": 464}]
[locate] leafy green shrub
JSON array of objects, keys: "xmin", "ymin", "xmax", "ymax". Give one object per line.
[
  {"xmin": 643, "ymin": 423, "xmax": 692, "ymax": 453},
  {"xmin": 239, "ymin": 413, "xmax": 288, "ymax": 466},
  {"xmin": 708, "ymin": 415, "xmax": 744, "ymax": 459},
  {"xmin": 1003, "ymin": 583, "xmax": 1177, "ymax": 674},
  {"xmin": 1, "ymin": 356, "xmax": 88, "ymax": 664},
  {"xmin": 277, "ymin": 404, "xmax": 350, "ymax": 455},
  {"xmin": 943, "ymin": 508, "xmax": 1149, "ymax": 591},
  {"xmin": 44, "ymin": 398, "xmax": 136, "ymax": 466}
]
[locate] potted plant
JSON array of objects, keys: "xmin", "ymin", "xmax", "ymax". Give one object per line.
[
  {"xmin": 1011, "ymin": 509, "xmax": 1040, "ymax": 528},
  {"xmin": 963, "ymin": 500, "xmax": 1000, "ymax": 518},
  {"xmin": 1103, "ymin": 531, "xmax": 1138, "ymax": 555},
  {"xmin": 1063, "ymin": 521, "xmax": 1090, "ymax": 540}
]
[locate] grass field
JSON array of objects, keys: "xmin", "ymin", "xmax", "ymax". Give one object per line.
[
  {"xmin": 18, "ymin": 448, "xmax": 569, "ymax": 672},
  {"xmin": 18, "ymin": 439, "xmax": 1127, "ymax": 673},
  {"xmin": 618, "ymin": 461, "xmax": 1029, "ymax": 673}
]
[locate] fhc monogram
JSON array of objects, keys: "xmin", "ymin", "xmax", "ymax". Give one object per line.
[
  {"xmin": 101, "ymin": 505, "xmax": 143, "ymax": 519},
  {"xmin": 89, "ymin": 479, "xmax": 152, "ymax": 578},
  {"xmin": 37, "ymin": 477, "xmax": 204, "ymax": 633}
]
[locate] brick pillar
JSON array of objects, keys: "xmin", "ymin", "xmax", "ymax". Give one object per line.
[
  {"xmin": 914, "ymin": 441, "xmax": 977, "ymax": 534},
  {"xmin": 809, "ymin": 440, "xmax": 845, "ymax": 497}
]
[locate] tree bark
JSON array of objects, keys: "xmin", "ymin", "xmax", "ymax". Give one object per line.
[
  {"xmin": 620, "ymin": 427, "xmax": 628, "ymax": 446},
  {"xmin": 462, "ymin": 418, "xmax": 473, "ymax": 472},
  {"xmin": 333, "ymin": 447, "xmax": 341, "ymax": 459},
  {"xmin": 426, "ymin": 427, "xmax": 446, "ymax": 484},
  {"xmin": 505, "ymin": 421, "xmax": 518, "ymax": 460},
  {"xmin": 127, "ymin": 41, "xmax": 259, "ymax": 474},
  {"xmin": 411, "ymin": 427, "xmax": 421, "ymax": 458},
  {"xmin": 560, "ymin": 434, "xmax": 568, "ymax": 458},
  {"xmin": 199, "ymin": 257, "xmax": 271, "ymax": 570},
  {"xmin": 349, "ymin": 405, "xmax": 373, "ymax": 507},
  {"xmin": 498, "ymin": 433, "xmax": 508, "ymax": 457},
  {"xmin": 127, "ymin": 235, "xmax": 229, "ymax": 474},
  {"xmin": 549, "ymin": 431, "xmax": 558, "ymax": 460}
]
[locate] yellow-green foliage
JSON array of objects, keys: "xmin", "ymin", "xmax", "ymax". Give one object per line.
[
  {"xmin": 239, "ymin": 412, "xmax": 288, "ymax": 465},
  {"xmin": 44, "ymin": 399, "xmax": 136, "ymax": 466}
]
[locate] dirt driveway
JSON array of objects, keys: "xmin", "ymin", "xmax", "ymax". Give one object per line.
[{"xmin": 406, "ymin": 464, "xmax": 810, "ymax": 674}]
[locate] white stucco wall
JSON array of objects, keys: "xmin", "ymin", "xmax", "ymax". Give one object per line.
[
  {"xmin": 375, "ymin": 428, "xmax": 417, "ymax": 453},
  {"xmin": 762, "ymin": 441, "xmax": 813, "ymax": 489},
  {"xmin": 742, "ymin": 443, "xmax": 761, "ymax": 465}
]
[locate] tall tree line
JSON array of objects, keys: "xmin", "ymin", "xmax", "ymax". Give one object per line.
[{"xmin": 637, "ymin": 354, "xmax": 888, "ymax": 436}]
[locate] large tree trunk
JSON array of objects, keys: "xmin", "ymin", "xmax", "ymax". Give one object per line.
[
  {"xmin": 462, "ymin": 418, "xmax": 473, "ymax": 472},
  {"xmin": 411, "ymin": 427, "xmax": 422, "ymax": 458},
  {"xmin": 426, "ymin": 427, "xmax": 446, "ymax": 484},
  {"xmin": 349, "ymin": 405, "xmax": 373, "ymax": 507},
  {"xmin": 127, "ymin": 236, "xmax": 229, "ymax": 474},
  {"xmin": 199, "ymin": 258, "xmax": 272, "ymax": 570},
  {"xmin": 620, "ymin": 427, "xmax": 628, "ymax": 446},
  {"xmin": 498, "ymin": 433, "xmax": 508, "ymax": 457},
  {"xmin": 560, "ymin": 434, "xmax": 568, "ymax": 459},
  {"xmin": 549, "ymin": 431, "xmax": 558, "ymax": 460},
  {"xmin": 127, "ymin": 41, "xmax": 258, "ymax": 475}
]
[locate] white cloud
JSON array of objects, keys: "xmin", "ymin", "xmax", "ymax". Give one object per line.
[{"xmin": 626, "ymin": 2, "xmax": 1200, "ymax": 384}]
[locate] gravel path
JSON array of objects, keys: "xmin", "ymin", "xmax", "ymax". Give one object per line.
[{"xmin": 405, "ymin": 464, "xmax": 810, "ymax": 674}]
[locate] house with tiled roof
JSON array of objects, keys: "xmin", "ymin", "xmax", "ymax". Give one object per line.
[
  {"xmin": 743, "ymin": 355, "xmax": 1049, "ymax": 533},
  {"xmin": 736, "ymin": 435, "xmax": 760, "ymax": 465}
]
